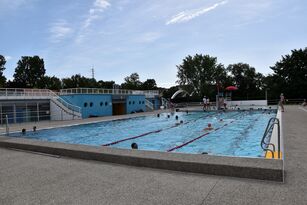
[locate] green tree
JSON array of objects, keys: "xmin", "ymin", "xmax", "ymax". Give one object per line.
[
  {"xmin": 96, "ymin": 80, "xmax": 115, "ymax": 89},
  {"xmin": 270, "ymin": 48, "xmax": 307, "ymax": 98},
  {"xmin": 141, "ymin": 79, "xmax": 157, "ymax": 90},
  {"xmin": 62, "ymin": 74, "xmax": 97, "ymax": 88},
  {"xmin": 227, "ymin": 63, "xmax": 264, "ymax": 100},
  {"xmin": 13, "ymin": 56, "xmax": 45, "ymax": 88},
  {"xmin": 39, "ymin": 76, "xmax": 62, "ymax": 90},
  {"xmin": 176, "ymin": 54, "xmax": 227, "ymax": 98},
  {"xmin": 121, "ymin": 73, "xmax": 142, "ymax": 89},
  {"xmin": 0, "ymin": 55, "xmax": 7, "ymax": 87}
]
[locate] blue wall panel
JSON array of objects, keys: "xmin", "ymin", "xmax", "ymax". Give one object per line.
[
  {"xmin": 61, "ymin": 94, "xmax": 112, "ymax": 118},
  {"xmin": 126, "ymin": 95, "xmax": 146, "ymax": 114}
]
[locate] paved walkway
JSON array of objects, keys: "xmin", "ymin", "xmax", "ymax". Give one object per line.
[{"xmin": 0, "ymin": 106, "xmax": 306, "ymax": 205}]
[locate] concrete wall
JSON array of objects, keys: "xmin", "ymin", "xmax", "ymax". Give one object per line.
[
  {"xmin": 61, "ymin": 94, "xmax": 112, "ymax": 118},
  {"xmin": 126, "ymin": 95, "xmax": 146, "ymax": 114}
]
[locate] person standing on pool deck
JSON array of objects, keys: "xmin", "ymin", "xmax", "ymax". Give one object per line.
[
  {"xmin": 279, "ymin": 93, "xmax": 285, "ymax": 112},
  {"xmin": 203, "ymin": 96, "xmax": 207, "ymax": 110}
]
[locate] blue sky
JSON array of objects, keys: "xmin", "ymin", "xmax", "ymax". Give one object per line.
[{"xmin": 0, "ymin": 0, "xmax": 306, "ymax": 87}]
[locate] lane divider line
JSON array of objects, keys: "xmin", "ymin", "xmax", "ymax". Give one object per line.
[
  {"xmin": 166, "ymin": 120, "xmax": 235, "ymax": 152},
  {"xmin": 102, "ymin": 112, "xmax": 216, "ymax": 147},
  {"xmin": 166, "ymin": 111, "xmax": 269, "ymax": 152}
]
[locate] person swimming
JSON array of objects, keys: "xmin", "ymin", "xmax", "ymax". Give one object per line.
[
  {"xmin": 204, "ymin": 123, "xmax": 214, "ymax": 131},
  {"xmin": 22, "ymin": 128, "xmax": 26, "ymax": 135},
  {"xmin": 131, "ymin": 142, "xmax": 138, "ymax": 149}
]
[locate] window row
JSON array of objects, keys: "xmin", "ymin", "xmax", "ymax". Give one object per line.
[
  {"xmin": 128, "ymin": 101, "xmax": 145, "ymax": 105},
  {"xmin": 84, "ymin": 101, "xmax": 110, "ymax": 107}
]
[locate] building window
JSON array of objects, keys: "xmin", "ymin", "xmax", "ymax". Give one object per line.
[
  {"xmin": 142, "ymin": 101, "xmax": 145, "ymax": 104},
  {"xmin": 129, "ymin": 101, "xmax": 131, "ymax": 105},
  {"xmin": 84, "ymin": 102, "xmax": 88, "ymax": 107},
  {"xmin": 100, "ymin": 102, "xmax": 103, "ymax": 106},
  {"xmin": 139, "ymin": 101, "xmax": 141, "ymax": 104},
  {"xmin": 133, "ymin": 101, "xmax": 135, "ymax": 104},
  {"xmin": 105, "ymin": 102, "xmax": 108, "ymax": 106},
  {"xmin": 90, "ymin": 102, "xmax": 93, "ymax": 107}
]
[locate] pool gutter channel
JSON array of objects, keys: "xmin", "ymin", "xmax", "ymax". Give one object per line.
[{"xmin": 0, "ymin": 136, "xmax": 284, "ymax": 182}]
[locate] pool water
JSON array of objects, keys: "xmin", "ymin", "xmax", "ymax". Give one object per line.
[{"xmin": 9, "ymin": 110, "xmax": 276, "ymax": 157}]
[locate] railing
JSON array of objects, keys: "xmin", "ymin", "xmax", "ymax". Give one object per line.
[
  {"xmin": 161, "ymin": 97, "xmax": 170, "ymax": 108},
  {"xmin": 261, "ymin": 117, "xmax": 281, "ymax": 159},
  {"xmin": 268, "ymin": 98, "xmax": 305, "ymax": 105},
  {"xmin": 145, "ymin": 99, "xmax": 154, "ymax": 110},
  {"xmin": 0, "ymin": 88, "xmax": 81, "ymax": 116},
  {"xmin": 0, "ymin": 109, "xmax": 80, "ymax": 125},
  {"xmin": 59, "ymin": 88, "xmax": 159, "ymax": 98},
  {"xmin": 48, "ymin": 90, "xmax": 81, "ymax": 114}
]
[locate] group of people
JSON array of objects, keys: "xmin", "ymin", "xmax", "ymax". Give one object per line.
[{"xmin": 202, "ymin": 96, "xmax": 210, "ymax": 110}]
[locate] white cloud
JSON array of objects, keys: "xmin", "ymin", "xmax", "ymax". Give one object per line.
[
  {"xmin": 136, "ymin": 32, "xmax": 162, "ymax": 43},
  {"xmin": 83, "ymin": 0, "xmax": 110, "ymax": 29},
  {"xmin": 166, "ymin": 1, "xmax": 228, "ymax": 25},
  {"xmin": 4, "ymin": 56, "xmax": 12, "ymax": 61},
  {"xmin": 49, "ymin": 20, "xmax": 73, "ymax": 43}
]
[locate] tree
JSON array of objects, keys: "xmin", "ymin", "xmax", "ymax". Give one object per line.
[
  {"xmin": 39, "ymin": 76, "xmax": 62, "ymax": 90},
  {"xmin": 0, "ymin": 55, "xmax": 7, "ymax": 87},
  {"xmin": 13, "ymin": 56, "xmax": 45, "ymax": 88},
  {"xmin": 269, "ymin": 48, "xmax": 307, "ymax": 98},
  {"xmin": 96, "ymin": 80, "xmax": 115, "ymax": 89},
  {"xmin": 176, "ymin": 54, "xmax": 227, "ymax": 98},
  {"xmin": 141, "ymin": 79, "xmax": 157, "ymax": 90},
  {"xmin": 62, "ymin": 74, "xmax": 97, "ymax": 88},
  {"xmin": 227, "ymin": 63, "xmax": 264, "ymax": 99},
  {"xmin": 121, "ymin": 73, "xmax": 142, "ymax": 89}
]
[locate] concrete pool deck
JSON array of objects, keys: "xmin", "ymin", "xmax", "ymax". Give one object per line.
[{"xmin": 0, "ymin": 105, "xmax": 306, "ymax": 204}]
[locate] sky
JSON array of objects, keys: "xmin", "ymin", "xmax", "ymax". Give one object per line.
[{"xmin": 0, "ymin": 0, "xmax": 306, "ymax": 88}]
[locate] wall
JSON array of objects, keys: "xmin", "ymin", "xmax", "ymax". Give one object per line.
[
  {"xmin": 126, "ymin": 95, "xmax": 146, "ymax": 114},
  {"xmin": 228, "ymin": 100, "xmax": 268, "ymax": 106},
  {"xmin": 61, "ymin": 94, "xmax": 112, "ymax": 118}
]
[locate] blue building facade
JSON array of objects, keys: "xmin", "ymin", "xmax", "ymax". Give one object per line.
[
  {"xmin": 61, "ymin": 94, "xmax": 113, "ymax": 118},
  {"xmin": 61, "ymin": 94, "xmax": 148, "ymax": 118},
  {"xmin": 126, "ymin": 95, "xmax": 146, "ymax": 114}
]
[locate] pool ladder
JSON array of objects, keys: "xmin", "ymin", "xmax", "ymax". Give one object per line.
[{"xmin": 261, "ymin": 117, "xmax": 281, "ymax": 159}]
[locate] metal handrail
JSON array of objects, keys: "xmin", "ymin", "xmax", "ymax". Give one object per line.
[
  {"xmin": 145, "ymin": 99, "xmax": 154, "ymax": 110},
  {"xmin": 261, "ymin": 117, "xmax": 281, "ymax": 159},
  {"xmin": 48, "ymin": 90, "xmax": 81, "ymax": 114}
]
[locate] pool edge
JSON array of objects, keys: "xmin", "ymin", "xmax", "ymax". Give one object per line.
[{"xmin": 0, "ymin": 136, "xmax": 284, "ymax": 182}]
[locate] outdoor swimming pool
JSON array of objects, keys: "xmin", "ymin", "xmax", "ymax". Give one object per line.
[{"xmin": 9, "ymin": 110, "xmax": 276, "ymax": 158}]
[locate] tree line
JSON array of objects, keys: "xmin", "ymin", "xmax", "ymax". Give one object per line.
[
  {"xmin": 165, "ymin": 47, "xmax": 307, "ymax": 100},
  {"xmin": 0, "ymin": 56, "xmax": 157, "ymax": 90},
  {"xmin": 0, "ymin": 47, "xmax": 306, "ymax": 100}
]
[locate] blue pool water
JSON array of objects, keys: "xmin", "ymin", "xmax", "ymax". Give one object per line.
[{"xmin": 9, "ymin": 110, "xmax": 276, "ymax": 157}]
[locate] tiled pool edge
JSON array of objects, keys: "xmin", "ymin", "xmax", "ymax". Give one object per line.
[{"xmin": 0, "ymin": 136, "xmax": 284, "ymax": 182}]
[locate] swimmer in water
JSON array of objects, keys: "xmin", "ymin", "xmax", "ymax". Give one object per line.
[{"xmin": 204, "ymin": 123, "xmax": 214, "ymax": 131}]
